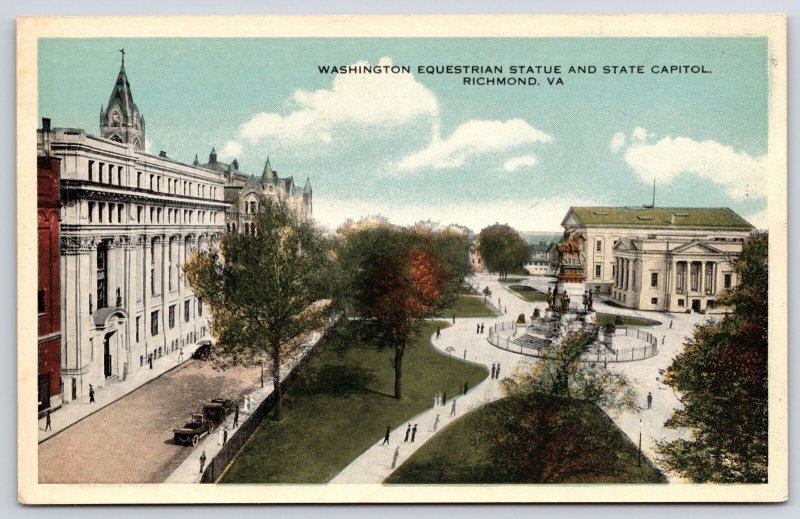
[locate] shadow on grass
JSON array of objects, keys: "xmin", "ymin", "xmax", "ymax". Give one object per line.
[{"xmin": 291, "ymin": 363, "xmax": 378, "ymax": 398}]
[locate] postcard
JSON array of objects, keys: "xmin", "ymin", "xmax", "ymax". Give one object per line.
[{"xmin": 17, "ymin": 14, "xmax": 787, "ymax": 504}]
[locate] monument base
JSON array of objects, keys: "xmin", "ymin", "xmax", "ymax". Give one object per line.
[{"xmin": 557, "ymin": 280, "xmax": 587, "ymax": 301}]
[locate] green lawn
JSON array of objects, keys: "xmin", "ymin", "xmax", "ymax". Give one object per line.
[
  {"xmin": 386, "ymin": 397, "xmax": 666, "ymax": 484},
  {"xmin": 507, "ymin": 284, "xmax": 547, "ymax": 302},
  {"xmin": 498, "ymin": 277, "xmax": 525, "ymax": 284},
  {"xmin": 219, "ymin": 321, "xmax": 488, "ymax": 483},
  {"xmin": 434, "ymin": 295, "xmax": 497, "ymax": 318},
  {"xmin": 596, "ymin": 312, "xmax": 662, "ymax": 327}
]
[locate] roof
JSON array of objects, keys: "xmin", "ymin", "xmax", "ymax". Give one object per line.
[
  {"xmin": 562, "ymin": 206, "xmax": 753, "ymax": 230},
  {"xmin": 103, "ymin": 60, "xmax": 142, "ymax": 123}
]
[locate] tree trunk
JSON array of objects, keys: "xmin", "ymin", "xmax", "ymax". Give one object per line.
[
  {"xmin": 394, "ymin": 343, "xmax": 405, "ymax": 400},
  {"xmin": 271, "ymin": 344, "xmax": 282, "ymax": 420}
]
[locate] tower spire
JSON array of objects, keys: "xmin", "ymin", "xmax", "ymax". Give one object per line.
[{"xmin": 119, "ymin": 48, "xmax": 125, "ymax": 68}]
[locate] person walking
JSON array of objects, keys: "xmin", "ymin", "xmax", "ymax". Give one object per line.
[
  {"xmin": 233, "ymin": 404, "xmax": 239, "ymax": 428},
  {"xmin": 199, "ymin": 450, "xmax": 207, "ymax": 474},
  {"xmin": 223, "ymin": 426, "xmax": 228, "ymax": 445},
  {"xmin": 436, "ymin": 327, "xmax": 441, "ymax": 340},
  {"xmin": 432, "ymin": 393, "xmax": 438, "ymax": 408},
  {"xmin": 381, "ymin": 426, "xmax": 391, "ymax": 446},
  {"xmin": 178, "ymin": 348, "xmax": 184, "ymax": 363},
  {"xmin": 149, "ymin": 355, "xmax": 153, "ymax": 370},
  {"xmin": 452, "ymin": 314, "xmax": 455, "ymax": 324},
  {"xmin": 662, "ymin": 335, "xmax": 665, "ymax": 345},
  {"xmin": 433, "ymin": 413, "xmax": 440, "ymax": 432},
  {"xmin": 450, "ymin": 398, "xmax": 457, "ymax": 417},
  {"xmin": 391, "ymin": 446, "xmax": 400, "ymax": 469},
  {"xmin": 463, "ymin": 381, "xmax": 469, "ymax": 395},
  {"xmin": 44, "ymin": 410, "xmax": 52, "ymax": 431},
  {"xmin": 495, "ymin": 363, "xmax": 501, "ymax": 379},
  {"xmin": 463, "ymin": 349, "xmax": 467, "ymax": 360},
  {"xmin": 411, "ymin": 424, "xmax": 418, "ymax": 443},
  {"xmin": 404, "ymin": 423, "xmax": 411, "ymax": 443},
  {"xmin": 89, "ymin": 384, "xmax": 95, "ymax": 404},
  {"xmin": 476, "ymin": 323, "xmax": 480, "ymax": 334},
  {"xmin": 480, "ymin": 323, "xmax": 484, "ymax": 334},
  {"xmin": 669, "ymin": 319, "xmax": 673, "ymax": 329},
  {"xmin": 647, "ymin": 392, "xmax": 653, "ymax": 409},
  {"xmin": 491, "ymin": 363, "xmax": 496, "ymax": 379},
  {"xmin": 442, "ymin": 391, "xmax": 447, "ymax": 405}
]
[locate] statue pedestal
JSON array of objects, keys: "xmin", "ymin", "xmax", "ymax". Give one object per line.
[
  {"xmin": 557, "ymin": 280, "xmax": 586, "ymax": 300},
  {"xmin": 585, "ymin": 311, "xmax": 597, "ymax": 324}
]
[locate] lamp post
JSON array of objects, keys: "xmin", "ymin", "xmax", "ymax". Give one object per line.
[{"xmin": 638, "ymin": 415, "xmax": 643, "ymax": 468}]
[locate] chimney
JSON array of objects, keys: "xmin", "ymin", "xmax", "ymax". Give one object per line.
[
  {"xmin": 41, "ymin": 118, "xmax": 51, "ymax": 132},
  {"xmin": 159, "ymin": 151, "xmax": 168, "ymax": 158}
]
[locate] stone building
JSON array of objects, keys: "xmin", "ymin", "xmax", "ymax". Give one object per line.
[
  {"xmin": 560, "ymin": 206, "xmax": 754, "ymax": 313},
  {"xmin": 39, "ymin": 57, "xmax": 226, "ymax": 404},
  {"xmin": 195, "ymin": 150, "xmax": 312, "ymax": 234},
  {"xmin": 37, "ymin": 130, "xmax": 62, "ymax": 414}
]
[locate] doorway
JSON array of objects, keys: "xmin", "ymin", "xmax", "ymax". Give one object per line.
[
  {"xmin": 104, "ymin": 331, "xmax": 115, "ymax": 378},
  {"xmin": 691, "ymin": 299, "xmax": 702, "ymax": 312}
]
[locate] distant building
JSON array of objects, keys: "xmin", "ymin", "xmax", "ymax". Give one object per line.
[
  {"xmin": 196, "ymin": 151, "xmax": 312, "ymax": 234},
  {"xmin": 38, "ymin": 130, "xmax": 62, "ymax": 414},
  {"xmin": 560, "ymin": 206, "xmax": 754, "ymax": 313}
]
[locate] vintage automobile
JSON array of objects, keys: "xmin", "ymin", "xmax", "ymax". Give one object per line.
[
  {"xmin": 202, "ymin": 398, "xmax": 234, "ymax": 425},
  {"xmin": 191, "ymin": 339, "xmax": 213, "ymax": 360},
  {"xmin": 173, "ymin": 413, "xmax": 214, "ymax": 446}
]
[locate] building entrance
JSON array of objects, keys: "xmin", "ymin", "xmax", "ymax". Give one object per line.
[
  {"xmin": 104, "ymin": 331, "xmax": 115, "ymax": 378},
  {"xmin": 691, "ymin": 299, "xmax": 702, "ymax": 312}
]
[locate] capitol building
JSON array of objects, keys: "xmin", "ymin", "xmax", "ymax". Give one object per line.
[{"xmin": 37, "ymin": 55, "xmax": 311, "ymax": 408}]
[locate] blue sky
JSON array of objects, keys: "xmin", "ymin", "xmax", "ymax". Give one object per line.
[{"xmin": 38, "ymin": 37, "xmax": 769, "ymax": 231}]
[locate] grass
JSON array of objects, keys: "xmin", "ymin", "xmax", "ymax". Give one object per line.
[
  {"xmin": 498, "ymin": 277, "xmax": 525, "ymax": 284},
  {"xmin": 433, "ymin": 295, "xmax": 497, "ymax": 318},
  {"xmin": 219, "ymin": 321, "xmax": 488, "ymax": 483},
  {"xmin": 596, "ymin": 312, "xmax": 662, "ymax": 327},
  {"xmin": 386, "ymin": 397, "xmax": 666, "ymax": 484},
  {"xmin": 507, "ymin": 284, "xmax": 547, "ymax": 302}
]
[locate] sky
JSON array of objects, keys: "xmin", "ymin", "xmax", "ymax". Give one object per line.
[{"xmin": 38, "ymin": 37, "xmax": 769, "ymax": 232}]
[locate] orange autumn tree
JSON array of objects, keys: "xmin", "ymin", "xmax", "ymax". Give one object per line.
[{"xmin": 342, "ymin": 225, "xmax": 450, "ymax": 399}]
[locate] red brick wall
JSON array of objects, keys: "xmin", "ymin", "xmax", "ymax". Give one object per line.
[{"xmin": 38, "ymin": 155, "xmax": 61, "ymax": 397}]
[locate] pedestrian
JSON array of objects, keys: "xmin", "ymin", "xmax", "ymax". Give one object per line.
[
  {"xmin": 662, "ymin": 335, "xmax": 665, "ymax": 345},
  {"xmin": 496, "ymin": 363, "xmax": 501, "ymax": 379},
  {"xmin": 604, "ymin": 358, "xmax": 608, "ymax": 369},
  {"xmin": 178, "ymin": 348, "xmax": 184, "ymax": 362},
  {"xmin": 463, "ymin": 381, "xmax": 468, "ymax": 395},
  {"xmin": 404, "ymin": 423, "xmax": 411, "ymax": 442},
  {"xmin": 436, "ymin": 327, "xmax": 441, "ymax": 340},
  {"xmin": 223, "ymin": 426, "xmax": 228, "ymax": 445},
  {"xmin": 44, "ymin": 410, "xmax": 51, "ymax": 431},
  {"xmin": 647, "ymin": 392, "xmax": 653, "ymax": 409},
  {"xmin": 433, "ymin": 413, "xmax": 440, "ymax": 431},
  {"xmin": 452, "ymin": 314, "xmax": 456, "ymax": 324},
  {"xmin": 669, "ymin": 320, "xmax": 673, "ymax": 329},
  {"xmin": 411, "ymin": 424, "xmax": 418, "ymax": 442},
  {"xmin": 381, "ymin": 426, "xmax": 391, "ymax": 446},
  {"xmin": 442, "ymin": 391, "xmax": 447, "ymax": 405},
  {"xmin": 491, "ymin": 363, "xmax": 496, "ymax": 379},
  {"xmin": 477, "ymin": 323, "xmax": 480, "ymax": 334},
  {"xmin": 480, "ymin": 323, "xmax": 484, "ymax": 334},
  {"xmin": 450, "ymin": 399, "xmax": 457, "ymax": 417},
  {"xmin": 463, "ymin": 349, "xmax": 467, "ymax": 360},
  {"xmin": 391, "ymin": 446, "xmax": 400, "ymax": 469},
  {"xmin": 233, "ymin": 405, "xmax": 239, "ymax": 428},
  {"xmin": 149, "ymin": 355, "xmax": 153, "ymax": 370},
  {"xmin": 89, "ymin": 384, "xmax": 95, "ymax": 404},
  {"xmin": 218, "ymin": 427, "xmax": 224, "ymax": 446},
  {"xmin": 432, "ymin": 393, "xmax": 438, "ymax": 408},
  {"xmin": 199, "ymin": 450, "xmax": 207, "ymax": 474}
]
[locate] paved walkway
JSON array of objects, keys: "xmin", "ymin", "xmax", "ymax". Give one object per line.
[
  {"xmin": 331, "ymin": 273, "xmax": 704, "ymax": 484},
  {"xmin": 38, "ymin": 340, "xmax": 203, "ymax": 443},
  {"xmin": 165, "ymin": 331, "xmax": 323, "ymax": 483}
]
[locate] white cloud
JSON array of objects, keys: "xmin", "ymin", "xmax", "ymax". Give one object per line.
[
  {"xmin": 610, "ymin": 132, "xmax": 626, "ymax": 152},
  {"xmin": 218, "ymin": 140, "xmax": 243, "ymax": 161},
  {"xmin": 615, "ymin": 128, "xmax": 766, "ymax": 200},
  {"xmin": 312, "ymin": 194, "xmax": 594, "ymax": 234},
  {"xmin": 744, "ymin": 208, "xmax": 769, "ymax": 230},
  {"xmin": 503, "ymin": 154, "xmax": 539, "ymax": 172},
  {"xmin": 239, "ymin": 57, "xmax": 439, "ymax": 146},
  {"xmin": 397, "ymin": 119, "xmax": 553, "ymax": 172}
]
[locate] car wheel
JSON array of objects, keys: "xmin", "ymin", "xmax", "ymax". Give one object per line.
[{"xmin": 192, "ymin": 435, "xmax": 199, "ymax": 447}]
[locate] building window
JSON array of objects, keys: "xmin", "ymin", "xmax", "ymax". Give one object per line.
[
  {"xmin": 96, "ymin": 244, "xmax": 108, "ymax": 310},
  {"xmin": 151, "ymin": 310, "xmax": 159, "ymax": 336},
  {"xmin": 136, "ymin": 316, "xmax": 141, "ymax": 342},
  {"xmin": 38, "ymin": 289, "xmax": 45, "ymax": 314},
  {"xmin": 690, "ymin": 263, "xmax": 700, "ymax": 291},
  {"xmin": 88, "ymin": 202, "xmax": 94, "ymax": 223},
  {"xmin": 98, "ymin": 203, "xmax": 105, "ymax": 223},
  {"xmin": 118, "ymin": 166, "xmax": 123, "ymax": 185},
  {"xmin": 150, "ymin": 174, "xmax": 154, "ymax": 190},
  {"xmin": 137, "ymin": 206, "xmax": 143, "ymax": 223},
  {"xmin": 118, "ymin": 204, "xmax": 123, "ymax": 223},
  {"xmin": 198, "ymin": 298, "xmax": 203, "ymax": 316},
  {"xmin": 651, "ymin": 272, "xmax": 658, "ymax": 287},
  {"xmin": 150, "ymin": 207, "xmax": 155, "ymax": 223},
  {"xmin": 169, "ymin": 305, "xmax": 175, "ymax": 329},
  {"xmin": 137, "ymin": 171, "xmax": 142, "ymax": 188},
  {"xmin": 88, "ymin": 160, "xmax": 94, "ymax": 181},
  {"xmin": 677, "ymin": 298, "xmax": 685, "ymax": 307},
  {"xmin": 651, "ymin": 297, "xmax": 658, "ymax": 305},
  {"xmin": 184, "ymin": 300, "xmax": 190, "ymax": 322},
  {"xmin": 724, "ymin": 274, "xmax": 732, "ymax": 289},
  {"xmin": 596, "ymin": 239, "xmax": 602, "ymax": 252},
  {"xmin": 594, "ymin": 264, "xmax": 601, "ymax": 278},
  {"xmin": 707, "ymin": 300, "xmax": 716, "ymax": 309},
  {"xmin": 676, "ymin": 262, "xmax": 686, "ymax": 293},
  {"xmin": 99, "ymin": 163, "xmax": 105, "ymax": 183}
]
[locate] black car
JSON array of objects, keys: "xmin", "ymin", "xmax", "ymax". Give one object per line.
[{"xmin": 192, "ymin": 340, "xmax": 213, "ymax": 360}]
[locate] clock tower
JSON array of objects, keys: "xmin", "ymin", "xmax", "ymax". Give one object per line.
[{"xmin": 100, "ymin": 49, "xmax": 145, "ymax": 150}]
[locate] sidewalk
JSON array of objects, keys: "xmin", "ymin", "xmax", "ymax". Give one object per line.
[
  {"xmin": 329, "ymin": 273, "xmax": 537, "ymax": 484},
  {"xmin": 38, "ymin": 340, "xmax": 203, "ymax": 443},
  {"xmin": 164, "ymin": 331, "xmax": 323, "ymax": 483}
]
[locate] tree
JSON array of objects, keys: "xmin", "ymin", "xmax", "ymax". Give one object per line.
[
  {"xmin": 340, "ymin": 224, "xmax": 451, "ymax": 399},
  {"xmin": 477, "ymin": 224, "xmax": 528, "ymax": 278},
  {"xmin": 657, "ymin": 233, "xmax": 768, "ymax": 483},
  {"xmin": 483, "ymin": 332, "xmax": 638, "ymax": 482},
  {"xmin": 183, "ymin": 199, "xmax": 334, "ymax": 419}
]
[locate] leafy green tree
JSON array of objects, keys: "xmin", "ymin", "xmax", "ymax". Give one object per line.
[
  {"xmin": 183, "ymin": 199, "xmax": 334, "ymax": 419},
  {"xmin": 658, "ymin": 233, "xmax": 768, "ymax": 482},
  {"xmin": 477, "ymin": 224, "xmax": 528, "ymax": 279}
]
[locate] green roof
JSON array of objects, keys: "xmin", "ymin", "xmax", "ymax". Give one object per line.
[{"xmin": 563, "ymin": 206, "xmax": 753, "ymax": 230}]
